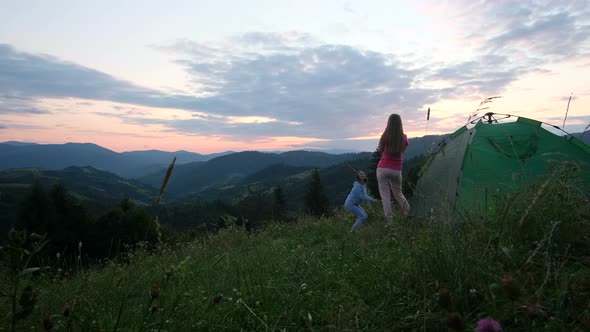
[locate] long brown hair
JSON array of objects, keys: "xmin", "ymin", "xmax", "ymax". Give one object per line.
[{"xmin": 378, "ymin": 114, "xmax": 404, "ymax": 154}]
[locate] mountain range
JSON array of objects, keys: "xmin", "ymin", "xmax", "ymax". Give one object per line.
[
  {"xmin": 0, "ymin": 135, "xmax": 445, "ymax": 178},
  {"xmin": 0, "ymin": 141, "xmax": 232, "ymax": 178},
  {"xmin": 137, "ymin": 150, "xmax": 375, "ymax": 198},
  {"xmin": 572, "ymin": 131, "xmax": 590, "ymax": 146},
  {"xmin": 2, "ymin": 131, "xmax": 587, "ymax": 237}
]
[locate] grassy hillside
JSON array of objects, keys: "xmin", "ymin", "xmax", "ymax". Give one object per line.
[{"xmin": 2, "ymin": 175, "xmax": 588, "ymax": 331}]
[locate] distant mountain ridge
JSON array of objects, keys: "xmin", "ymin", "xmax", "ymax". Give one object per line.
[
  {"xmin": 0, "ymin": 136, "xmax": 445, "ymax": 192},
  {"xmin": 137, "ymin": 150, "xmax": 374, "ymax": 197},
  {"xmin": 0, "ymin": 142, "xmax": 232, "ymax": 178},
  {"xmin": 572, "ymin": 131, "xmax": 590, "ymax": 147}
]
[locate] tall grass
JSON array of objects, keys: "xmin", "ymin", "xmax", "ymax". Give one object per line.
[{"xmin": 1, "ymin": 174, "xmax": 589, "ymax": 331}]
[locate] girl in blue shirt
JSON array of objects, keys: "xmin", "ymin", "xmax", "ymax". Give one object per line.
[{"xmin": 345, "ymin": 170, "xmax": 379, "ymax": 232}]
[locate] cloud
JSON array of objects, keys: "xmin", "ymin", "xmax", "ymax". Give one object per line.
[
  {"xmin": 455, "ymin": 1, "xmax": 590, "ymax": 59},
  {"xmin": 155, "ymin": 37, "xmax": 437, "ymax": 139},
  {"xmin": 419, "ymin": 1, "xmax": 590, "ymax": 100},
  {"xmin": 19, "ymin": 108, "xmax": 51, "ymax": 114},
  {"xmin": 3, "ymin": 4, "xmax": 589, "ymax": 145},
  {"xmin": 0, "ymin": 95, "xmax": 49, "ymax": 114},
  {"xmin": 0, "ymin": 44, "xmax": 180, "ymax": 107},
  {"xmin": 424, "ymin": 54, "xmax": 529, "ymax": 98}
]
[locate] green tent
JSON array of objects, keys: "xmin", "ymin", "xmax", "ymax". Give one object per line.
[{"xmin": 411, "ymin": 113, "xmax": 590, "ymax": 217}]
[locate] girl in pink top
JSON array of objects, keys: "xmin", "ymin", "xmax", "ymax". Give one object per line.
[{"xmin": 377, "ymin": 114, "xmax": 410, "ymax": 226}]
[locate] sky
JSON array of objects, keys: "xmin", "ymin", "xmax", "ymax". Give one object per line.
[{"xmin": 1, "ymin": 0, "xmax": 589, "ymax": 153}]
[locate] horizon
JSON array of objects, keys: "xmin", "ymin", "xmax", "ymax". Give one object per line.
[
  {"xmin": 1, "ymin": 1, "xmax": 589, "ymax": 153},
  {"xmin": 1, "ymin": 131, "xmax": 447, "ymax": 154}
]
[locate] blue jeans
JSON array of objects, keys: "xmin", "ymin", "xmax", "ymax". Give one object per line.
[{"xmin": 345, "ymin": 201, "xmax": 368, "ymax": 231}]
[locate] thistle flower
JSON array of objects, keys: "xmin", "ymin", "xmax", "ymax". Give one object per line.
[
  {"xmin": 475, "ymin": 317, "xmax": 502, "ymax": 332},
  {"xmin": 63, "ymin": 303, "xmax": 72, "ymax": 317},
  {"xmin": 438, "ymin": 288, "xmax": 452, "ymax": 310},
  {"xmin": 500, "ymin": 274, "xmax": 521, "ymax": 300},
  {"xmin": 447, "ymin": 312, "xmax": 465, "ymax": 331}
]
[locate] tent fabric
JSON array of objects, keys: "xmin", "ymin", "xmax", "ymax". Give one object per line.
[{"xmin": 411, "ymin": 115, "xmax": 590, "ymax": 217}]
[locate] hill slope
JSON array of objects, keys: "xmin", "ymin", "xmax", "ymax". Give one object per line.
[
  {"xmin": 3, "ymin": 180, "xmax": 587, "ymax": 330},
  {"xmin": 0, "ymin": 166, "xmax": 158, "ymax": 205},
  {"xmin": 139, "ymin": 151, "xmax": 372, "ymax": 197}
]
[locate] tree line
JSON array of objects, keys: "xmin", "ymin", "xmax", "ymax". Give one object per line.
[{"xmin": 3, "ymin": 168, "xmax": 336, "ymax": 265}]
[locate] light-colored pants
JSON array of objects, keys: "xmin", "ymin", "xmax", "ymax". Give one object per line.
[
  {"xmin": 345, "ymin": 201, "xmax": 368, "ymax": 231},
  {"xmin": 377, "ymin": 167, "xmax": 410, "ymax": 222}
]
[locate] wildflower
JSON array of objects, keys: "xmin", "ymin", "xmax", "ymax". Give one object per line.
[
  {"xmin": 300, "ymin": 283, "xmax": 307, "ymax": 290},
  {"xmin": 475, "ymin": 317, "xmax": 502, "ymax": 332},
  {"xmin": 151, "ymin": 284, "xmax": 161, "ymax": 300},
  {"xmin": 500, "ymin": 274, "xmax": 521, "ymax": 300},
  {"xmin": 438, "ymin": 288, "xmax": 452, "ymax": 310},
  {"xmin": 447, "ymin": 312, "xmax": 465, "ymax": 331},
  {"xmin": 63, "ymin": 303, "xmax": 72, "ymax": 317}
]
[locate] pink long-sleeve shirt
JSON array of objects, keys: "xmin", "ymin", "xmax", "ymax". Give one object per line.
[{"xmin": 377, "ymin": 134, "xmax": 408, "ymax": 171}]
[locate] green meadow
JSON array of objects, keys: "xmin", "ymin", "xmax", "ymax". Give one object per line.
[{"xmin": 1, "ymin": 175, "xmax": 589, "ymax": 331}]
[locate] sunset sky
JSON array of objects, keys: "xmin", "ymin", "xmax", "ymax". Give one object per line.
[{"xmin": 1, "ymin": 0, "xmax": 589, "ymax": 153}]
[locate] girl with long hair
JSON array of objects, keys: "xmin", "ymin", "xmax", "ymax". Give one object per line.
[{"xmin": 377, "ymin": 114, "xmax": 410, "ymax": 226}]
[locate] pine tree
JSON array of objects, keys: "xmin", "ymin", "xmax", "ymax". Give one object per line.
[
  {"xmin": 18, "ymin": 180, "xmax": 51, "ymax": 234},
  {"xmin": 272, "ymin": 185, "xmax": 287, "ymax": 220},
  {"xmin": 304, "ymin": 169, "xmax": 330, "ymax": 217}
]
